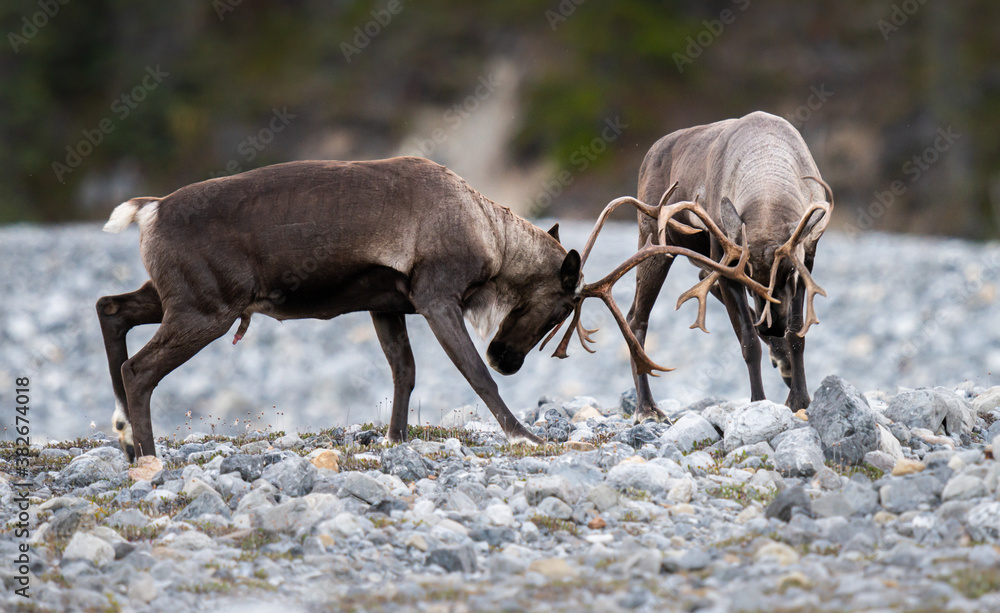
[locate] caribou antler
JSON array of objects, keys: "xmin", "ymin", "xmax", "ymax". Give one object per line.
[
  {"xmin": 577, "ymin": 183, "xmax": 701, "ymax": 267},
  {"xmin": 543, "ymin": 184, "xmax": 701, "ymax": 360},
  {"xmin": 550, "ymin": 188, "xmax": 780, "ymax": 375},
  {"xmin": 755, "ymin": 192, "xmax": 832, "ymax": 336}
]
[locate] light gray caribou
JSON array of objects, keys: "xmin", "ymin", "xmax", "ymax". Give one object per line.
[
  {"xmin": 97, "ymin": 156, "xmax": 738, "ymax": 460},
  {"xmin": 553, "ymin": 112, "xmax": 833, "ymax": 422}
]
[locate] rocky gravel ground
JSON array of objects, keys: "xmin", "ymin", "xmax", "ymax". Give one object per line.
[
  {"xmin": 3, "ymin": 376, "xmax": 1000, "ymax": 612},
  {"xmin": 2, "ymin": 221, "xmax": 1000, "ymax": 442}
]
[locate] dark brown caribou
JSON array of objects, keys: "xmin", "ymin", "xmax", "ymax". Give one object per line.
[
  {"xmin": 99, "ymin": 156, "xmax": 744, "ymax": 460},
  {"xmin": 551, "ymin": 112, "xmax": 833, "ymax": 422}
]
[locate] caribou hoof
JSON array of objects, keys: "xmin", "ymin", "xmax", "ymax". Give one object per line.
[
  {"xmin": 785, "ymin": 393, "xmax": 811, "ymax": 412},
  {"xmin": 508, "ymin": 429, "xmax": 544, "ymax": 446},
  {"xmin": 634, "ymin": 406, "xmax": 672, "ymax": 426}
]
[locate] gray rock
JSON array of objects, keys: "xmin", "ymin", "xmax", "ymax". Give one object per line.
[
  {"xmin": 966, "ymin": 501, "xmax": 1000, "ymax": 542},
  {"xmin": 261, "ymin": 456, "xmax": 316, "ymax": 497},
  {"xmin": 885, "ymin": 389, "xmax": 975, "ymax": 436},
  {"xmin": 606, "ymin": 462, "xmax": 680, "ymax": 496},
  {"xmin": 941, "ymin": 474, "xmax": 987, "ymax": 501},
  {"xmin": 807, "ymin": 375, "xmax": 880, "ymax": 465},
  {"xmin": 676, "ymin": 548, "xmax": 712, "ymax": 571},
  {"xmin": 253, "ymin": 498, "xmax": 321, "ymax": 534},
  {"xmin": 57, "ymin": 448, "xmax": 128, "ymax": 487},
  {"xmin": 380, "ymin": 445, "xmax": 429, "ymax": 481},
  {"xmin": 175, "ymin": 491, "xmax": 232, "ymax": 521},
  {"xmin": 724, "ymin": 401, "xmax": 796, "ymax": 452},
  {"xmin": 765, "ymin": 486, "xmax": 812, "ymax": 522},
  {"xmin": 619, "ymin": 389, "xmax": 637, "ymax": 418},
  {"xmin": 339, "ymin": 472, "xmax": 390, "ymax": 505},
  {"xmin": 525, "ymin": 475, "xmax": 579, "ymax": 505},
  {"xmin": 878, "ymin": 474, "xmax": 943, "ymax": 513},
  {"xmin": 48, "ymin": 505, "xmax": 97, "ymax": 538},
  {"xmin": 772, "ymin": 427, "xmax": 825, "ymax": 478},
  {"xmin": 105, "ymin": 508, "xmax": 150, "ymax": 530},
  {"xmin": 587, "ymin": 483, "xmax": 620, "ymax": 512},
  {"xmin": 427, "ymin": 544, "xmax": 477, "ymax": 573},
  {"xmin": 971, "ymin": 386, "xmax": 1000, "ymax": 416},
  {"xmin": 723, "ymin": 442, "xmax": 774, "ymax": 468},
  {"xmin": 842, "ymin": 478, "xmax": 880, "ymax": 515},
  {"xmin": 702, "ymin": 401, "xmax": 741, "ymax": 436},
  {"xmin": 864, "ymin": 450, "xmax": 897, "ymax": 473},
  {"xmin": 235, "ymin": 487, "xmax": 277, "ymax": 515},
  {"xmin": 62, "ymin": 532, "xmax": 115, "ymax": 567},
  {"xmin": 219, "ymin": 454, "xmax": 267, "ymax": 482},
  {"xmin": 535, "ymin": 496, "xmax": 573, "ymax": 520},
  {"xmin": 659, "ymin": 413, "xmax": 720, "ymax": 452},
  {"xmin": 811, "ymin": 492, "xmax": 854, "ymax": 518}
]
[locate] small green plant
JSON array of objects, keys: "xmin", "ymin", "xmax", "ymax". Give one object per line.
[
  {"xmin": 946, "ymin": 567, "xmax": 1000, "ymax": 599},
  {"xmin": 711, "ymin": 483, "xmax": 775, "ymax": 507},
  {"xmin": 824, "ymin": 460, "xmax": 884, "ymax": 481},
  {"xmin": 530, "ymin": 514, "xmax": 579, "ymax": 536}
]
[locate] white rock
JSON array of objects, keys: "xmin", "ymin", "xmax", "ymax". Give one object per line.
[
  {"xmin": 63, "ymin": 532, "xmax": 115, "ymax": 567},
  {"xmin": 666, "ymin": 479, "xmax": 694, "ymax": 503},
  {"xmin": 485, "ymin": 503, "xmax": 515, "ymax": 527},
  {"xmin": 128, "ymin": 572, "xmax": 157, "ymax": 604},
  {"xmin": 660, "ymin": 413, "xmax": 720, "ymax": 452},
  {"xmin": 972, "ymin": 387, "xmax": 1000, "ymax": 415},
  {"xmin": 724, "ymin": 401, "xmax": 796, "ymax": 452},
  {"xmin": 877, "ymin": 424, "xmax": 904, "ymax": 460}
]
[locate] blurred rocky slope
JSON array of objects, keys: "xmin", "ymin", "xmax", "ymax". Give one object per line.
[{"xmin": 2, "ymin": 1, "xmax": 998, "ymax": 236}]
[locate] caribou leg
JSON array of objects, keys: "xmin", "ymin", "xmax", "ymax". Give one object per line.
[
  {"xmin": 96, "ymin": 281, "xmax": 164, "ymax": 461},
  {"xmin": 371, "ymin": 312, "xmax": 416, "ymax": 443},
  {"xmin": 718, "ymin": 277, "xmax": 766, "ymax": 402},
  {"xmin": 626, "ymin": 248, "xmax": 674, "ymax": 424},
  {"xmin": 784, "ymin": 281, "xmax": 811, "ymax": 410},
  {"xmin": 122, "ymin": 307, "xmax": 237, "ymax": 458},
  {"xmin": 418, "ymin": 300, "xmax": 542, "ymax": 445}
]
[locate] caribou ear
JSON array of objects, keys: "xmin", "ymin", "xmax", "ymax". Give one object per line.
[
  {"xmin": 560, "ymin": 249, "xmax": 581, "ymax": 291},
  {"xmin": 802, "ymin": 208, "xmax": 828, "ymax": 241},
  {"xmin": 547, "ymin": 223, "xmax": 561, "ymax": 243},
  {"xmin": 720, "ymin": 197, "xmax": 743, "ymax": 242}
]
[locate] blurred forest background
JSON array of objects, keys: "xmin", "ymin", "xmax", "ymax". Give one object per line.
[{"xmin": 2, "ymin": 0, "xmax": 998, "ymax": 237}]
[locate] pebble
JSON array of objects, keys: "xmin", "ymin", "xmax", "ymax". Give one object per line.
[
  {"xmin": 4, "ymin": 327, "xmax": 1000, "ymax": 613},
  {"xmin": 892, "ymin": 458, "xmax": 926, "ymax": 476}
]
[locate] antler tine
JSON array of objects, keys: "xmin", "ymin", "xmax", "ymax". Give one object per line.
[
  {"xmin": 657, "ymin": 181, "xmax": 680, "ymax": 208},
  {"xmin": 802, "ymin": 175, "xmax": 834, "ymax": 207},
  {"xmin": 755, "ymin": 203, "xmax": 831, "ymax": 331},
  {"xmin": 676, "ymin": 272, "xmax": 720, "ymax": 334},
  {"xmin": 656, "ymin": 198, "xmax": 743, "ymax": 260},
  {"xmin": 573, "ymin": 232, "xmax": 779, "ymax": 373},
  {"xmin": 673, "ymin": 225, "xmax": 755, "ymax": 333},
  {"xmin": 538, "ymin": 316, "xmax": 567, "ymax": 352},
  {"xmin": 580, "ymin": 187, "xmax": 700, "ymax": 267},
  {"xmin": 549, "ymin": 303, "xmax": 598, "ymax": 359},
  {"xmin": 793, "ymin": 257, "xmax": 827, "ymax": 337},
  {"xmin": 580, "ymin": 197, "xmax": 658, "ymax": 267}
]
